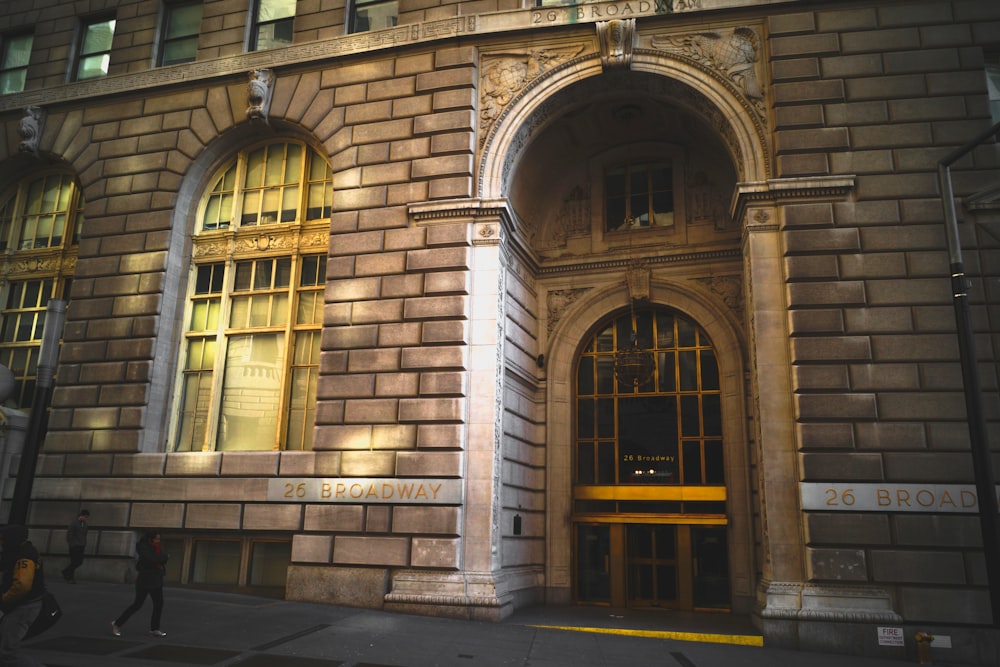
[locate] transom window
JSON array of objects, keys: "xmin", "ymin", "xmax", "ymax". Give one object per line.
[
  {"xmin": 159, "ymin": 2, "xmax": 203, "ymax": 66},
  {"xmin": 605, "ymin": 161, "xmax": 674, "ymax": 232},
  {"xmin": 0, "ymin": 172, "xmax": 81, "ymax": 408},
  {"xmin": 349, "ymin": 0, "xmax": 398, "ymax": 33},
  {"xmin": 75, "ymin": 17, "xmax": 116, "ymax": 81},
  {"xmin": 251, "ymin": 0, "xmax": 295, "ymax": 51},
  {"xmin": 575, "ymin": 309, "xmax": 722, "ymax": 491},
  {"xmin": 174, "ymin": 141, "xmax": 330, "ymax": 452},
  {"xmin": 0, "ymin": 33, "xmax": 33, "ymax": 94}
]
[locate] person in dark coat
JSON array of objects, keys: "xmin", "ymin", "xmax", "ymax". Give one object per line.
[
  {"xmin": 0, "ymin": 524, "xmax": 46, "ymax": 666},
  {"xmin": 110, "ymin": 530, "xmax": 168, "ymax": 638},
  {"xmin": 61, "ymin": 509, "xmax": 89, "ymax": 583}
]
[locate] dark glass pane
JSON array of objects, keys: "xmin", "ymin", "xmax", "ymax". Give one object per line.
[
  {"xmin": 606, "ymin": 196, "xmax": 626, "ymax": 231},
  {"xmin": 701, "ymin": 349, "xmax": 719, "ymax": 390},
  {"xmin": 234, "ymin": 261, "xmax": 253, "ymax": 291},
  {"xmin": 693, "ymin": 526, "xmax": 730, "ymax": 608},
  {"xmin": 683, "ymin": 441, "xmax": 702, "ymax": 484},
  {"xmin": 657, "ymin": 352, "xmax": 675, "ymax": 392},
  {"xmin": 596, "ymin": 357, "xmax": 614, "ymax": 395},
  {"xmin": 577, "ymin": 357, "xmax": 594, "ymax": 395},
  {"xmin": 596, "ymin": 398, "xmax": 614, "ymax": 438},
  {"xmin": 681, "ymin": 395, "xmax": 700, "ymax": 436},
  {"xmin": 677, "ymin": 317, "xmax": 697, "ymax": 347},
  {"xmin": 577, "ymin": 525, "xmax": 611, "ymax": 602},
  {"xmin": 617, "ymin": 396, "xmax": 677, "ymax": 484},
  {"xmin": 654, "ymin": 525, "xmax": 676, "ymax": 558},
  {"xmin": 656, "ymin": 564, "xmax": 677, "ymax": 600},
  {"xmin": 678, "ymin": 350, "xmax": 697, "ymax": 391},
  {"xmin": 616, "ymin": 317, "xmax": 632, "ymax": 350},
  {"xmin": 635, "ymin": 310, "xmax": 653, "ymax": 350},
  {"xmin": 575, "ymin": 500, "xmax": 616, "ymax": 513},
  {"xmin": 254, "ymin": 260, "xmax": 273, "ymax": 289},
  {"xmin": 595, "ymin": 325, "xmax": 614, "ymax": 352},
  {"xmin": 656, "ymin": 312, "xmax": 675, "ymax": 348},
  {"xmin": 606, "ymin": 167, "xmax": 626, "ymax": 198},
  {"xmin": 620, "ymin": 501, "xmax": 681, "ymax": 513},
  {"xmin": 275, "ymin": 257, "xmax": 292, "ymax": 288},
  {"xmin": 577, "ymin": 441, "xmax": 594, "ymax": 483},
  {"xmin": 705, "ymin": 440, "xmax": 724, "ymax": 484},
  {"xmin": 629, "ymin": 525, "xmax": 653, "ymax": 558},
  {"xmin": 577, "ymin": 398, "xmax": 594, "ymax": 438},
  {"xmin": 597, "ymin": 441, "xmax": 615, "ymax": 484},
  {"xmin": 703, "ymin": 394, "xmax": 721, "ymax": 436}
]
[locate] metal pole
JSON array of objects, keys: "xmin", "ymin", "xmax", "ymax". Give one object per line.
[
  {"xmin": 8, "ymin": 299, "xmax": 66, "ymax": 526},
  {"xmin": 937, "ymin": 121, "xmax": 1000, "ymax": 626}
]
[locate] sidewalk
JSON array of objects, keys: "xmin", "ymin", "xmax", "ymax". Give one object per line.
[{"xmin": 23, "ymin": 581, "xmax": 929, "ymax": 667}]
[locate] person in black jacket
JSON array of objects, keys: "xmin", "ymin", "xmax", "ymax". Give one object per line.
[
  {"xmin": 110, "ymin": 530, "xmax": 168, "ymax": 638},
  {"xmin": 0, "ymin": 524, "xmax": 46, "ymax": 666}
]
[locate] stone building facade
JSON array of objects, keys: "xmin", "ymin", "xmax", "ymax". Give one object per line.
[{"xmin": 0, "ymin": 0, "xmax": 998, "ymax": 661}]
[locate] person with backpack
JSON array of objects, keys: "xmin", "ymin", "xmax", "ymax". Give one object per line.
[
  {"xmin": 0, "ymin": 524, "xmax": 46, "ymax": 666},
  {"xmin": 110, "ymin": 530, "xmax": 168, "ymax": 638}
]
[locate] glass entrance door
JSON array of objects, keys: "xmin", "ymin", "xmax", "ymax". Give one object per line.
[{"xmin": 572, "ymin": 308, "xmax": 731, "ymax": 611}]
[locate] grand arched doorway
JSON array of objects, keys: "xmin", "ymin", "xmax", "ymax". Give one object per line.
[{"xmin": 573, "ymin": 306, "xmax": 729, "ymax": 610}]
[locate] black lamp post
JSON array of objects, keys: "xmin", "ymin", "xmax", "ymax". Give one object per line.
[
  {"xmin": 8, "ymin": 299, "xmax": 66, "ymax": 527},
  {"xmin": 938, "ymin": 122, "xmax": 1000, "ymax": 626}
]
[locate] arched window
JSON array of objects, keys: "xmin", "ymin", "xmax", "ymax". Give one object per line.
[
  {"xmin": 173, "ymin": 141, "xmax": 331, "ymax": 452},
  {"xmin": 575, "ymin": 308, "xmax": 723, "ymax": 492},
  {"xmin": 0, "ymin": 171, "xmax": 81, "ymax": 408}
]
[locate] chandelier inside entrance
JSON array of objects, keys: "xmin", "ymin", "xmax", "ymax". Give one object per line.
[{"xmin": 613, "ymin": 259, "xmax": 656, "ymax": 388}]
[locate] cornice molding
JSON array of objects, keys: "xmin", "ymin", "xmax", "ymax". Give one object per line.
[{"xmin": 0, "ymin": 0, "xmax": 792, "ymax": 113}]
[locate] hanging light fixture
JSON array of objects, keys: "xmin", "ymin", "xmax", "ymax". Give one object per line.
[{"xmin": 614, "ymin": 258, "xmax": 655, "ymax": 388}]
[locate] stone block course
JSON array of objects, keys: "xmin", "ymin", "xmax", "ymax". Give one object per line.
[
  {"xmin": 784, "ymin": 228, "xmax": 860, "ymax": 253},
  {"xmin": 795, "ymin": 393, "xmax": 878, "ymax": 421},
  {"xmin": 767, "ymin": 13, "xmax": 816, "ymax": 36},
  {"xmin": 775, "ymin": 127, "xmax": 850, "ymax": 152},
  {"xmin": 392, "ymin": 505, "xmax": 460, "ymax": 534},
  {"xmin": 870, "ymin": 333, "xmax": 958, "ymax": 361},
  {"xmin": 787, "ymin": 281, "xmax": 866, "ymax": 307},
  {"xmin": 771, "ymin": 33, "xmax": 841, "ymax": 59},
  {"xmin": 334, "ymin": 536, "xmax": 409, "ymax": 566},
  {"xmin": 791, "ymin": 336, "xmax": 872, "ymax": 362},
  {"xmin": 843, "ymin": 307, "xmax": 913, "ymax": 333},
  {"xmin": 806, "ymin": 548, "xmax": 868, "ymax": 581},
  {"xmin": 850, "ymin": 122, "xmax": 932, "ymax": 148},
  {"xmin": 839, "ymin": 253, "xmax": 907, "ymax": 279},
  {"xmin": 799, "ymin": 451, "xmax": 884, "ymax": 480},
  {"xmin": 854, "ymin": 420, "xmax": 926, "ymax": 448},
  {"xmin": 894, "ymin": 515, "xmax": 982, "ymax": 547},
  {"xmin": 185, "ymin": 503, "xmax": 242, "ymax": 530},
  {"xmin": 805, "ymin": 513, "xmax": 891, "ymax": 545},
  {"xmin": 872, "ymin": 549, "xmax": 966, "ymax": 584},
  {"xmin": 845, "ymin": 74, "xmax": 926, "ymax": 101}
]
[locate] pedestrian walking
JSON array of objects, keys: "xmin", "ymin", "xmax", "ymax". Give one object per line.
[
  {"xmin": 110, "ymin": 530, "xmax": 168, "ymax": 639},
  {"xmin": 0, "ymin": 524, "xmax": 46, "ymax": 667},
  {"xmin": 61, "ymin": 509, "xmax": 89, "ymax": 584}
]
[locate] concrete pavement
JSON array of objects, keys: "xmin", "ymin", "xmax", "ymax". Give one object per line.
[{"xmin": 20, "ymin": 581, "xmax": 945, "ymax": 667}]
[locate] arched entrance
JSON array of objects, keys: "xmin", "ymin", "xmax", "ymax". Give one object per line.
[
  {"xmin": 573, "ymin": 307, "xmax": 729, "ymax": 610},
  {"xmin": 470, "ymin": 24, "xmax": 771, "ymax": 616}
]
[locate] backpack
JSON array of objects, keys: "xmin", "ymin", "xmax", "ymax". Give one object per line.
[{"xmin": 24, "ymin": 591, "xmax": 62, "ymax": 639}]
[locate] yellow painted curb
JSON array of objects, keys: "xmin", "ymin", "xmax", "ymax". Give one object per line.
[{"xmin": 529, "ymin": 624, "xmax": 765, "ymax": 647}]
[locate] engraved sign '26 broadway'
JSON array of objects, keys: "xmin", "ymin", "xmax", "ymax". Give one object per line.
[
  {"xmin": 801, "ymin": 483, "xmax": 1000, "ymax": 513},
  {"xmin": 267, "ymin": 478, "xmax": 463, "ymax": 504}
]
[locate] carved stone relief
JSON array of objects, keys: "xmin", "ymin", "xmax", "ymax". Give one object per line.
[
  {"xmin": 650, "ymin": 27, "xmax": 765, "ymax": 118},
  {"xmin": 479, "ymin": 46, "xmax": 585, "ymax": 148},
  {"xmin": 247, "ymin": 68, "xmax": 275, "ymax": 122},
  {"xmin": 18, "ymin": 106, "xmax": 45, "ymax": 156},
  {"xmin": 695, "ymin": 274, "xmax": 744, "ymax": 314},
  {"xmin": 546, "ymin": 288, "xmax": 589, "ymax": 335}
]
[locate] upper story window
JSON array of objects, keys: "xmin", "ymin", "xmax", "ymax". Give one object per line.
[
  {"xmin": 75, "ymin": 17, "xmax": 116, "ymax": 81},
  {"xmin": 159, "ymin": 1, "xmax": 203, "ymax": 66},
  {"xmin": 349, "ymin": 0, "xmax": 397, "ymax": 34},
  {"xmin": 173, "ymin": 141, "xmax": 331, "ymax": 452},
  {"xmin": 251, "ymin": 0, "xmax": 295, "ymax": 51},
  {"xmin": 605, "ymin": 161, "xmax": 674, "ymax": 232},
  {"xmin": 0, "ymin": 33, "xmax": 33, "ymax": 94},
  {"xmin": 0, "ymin": 171, "xmax": 82, "ymax": 408}
]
